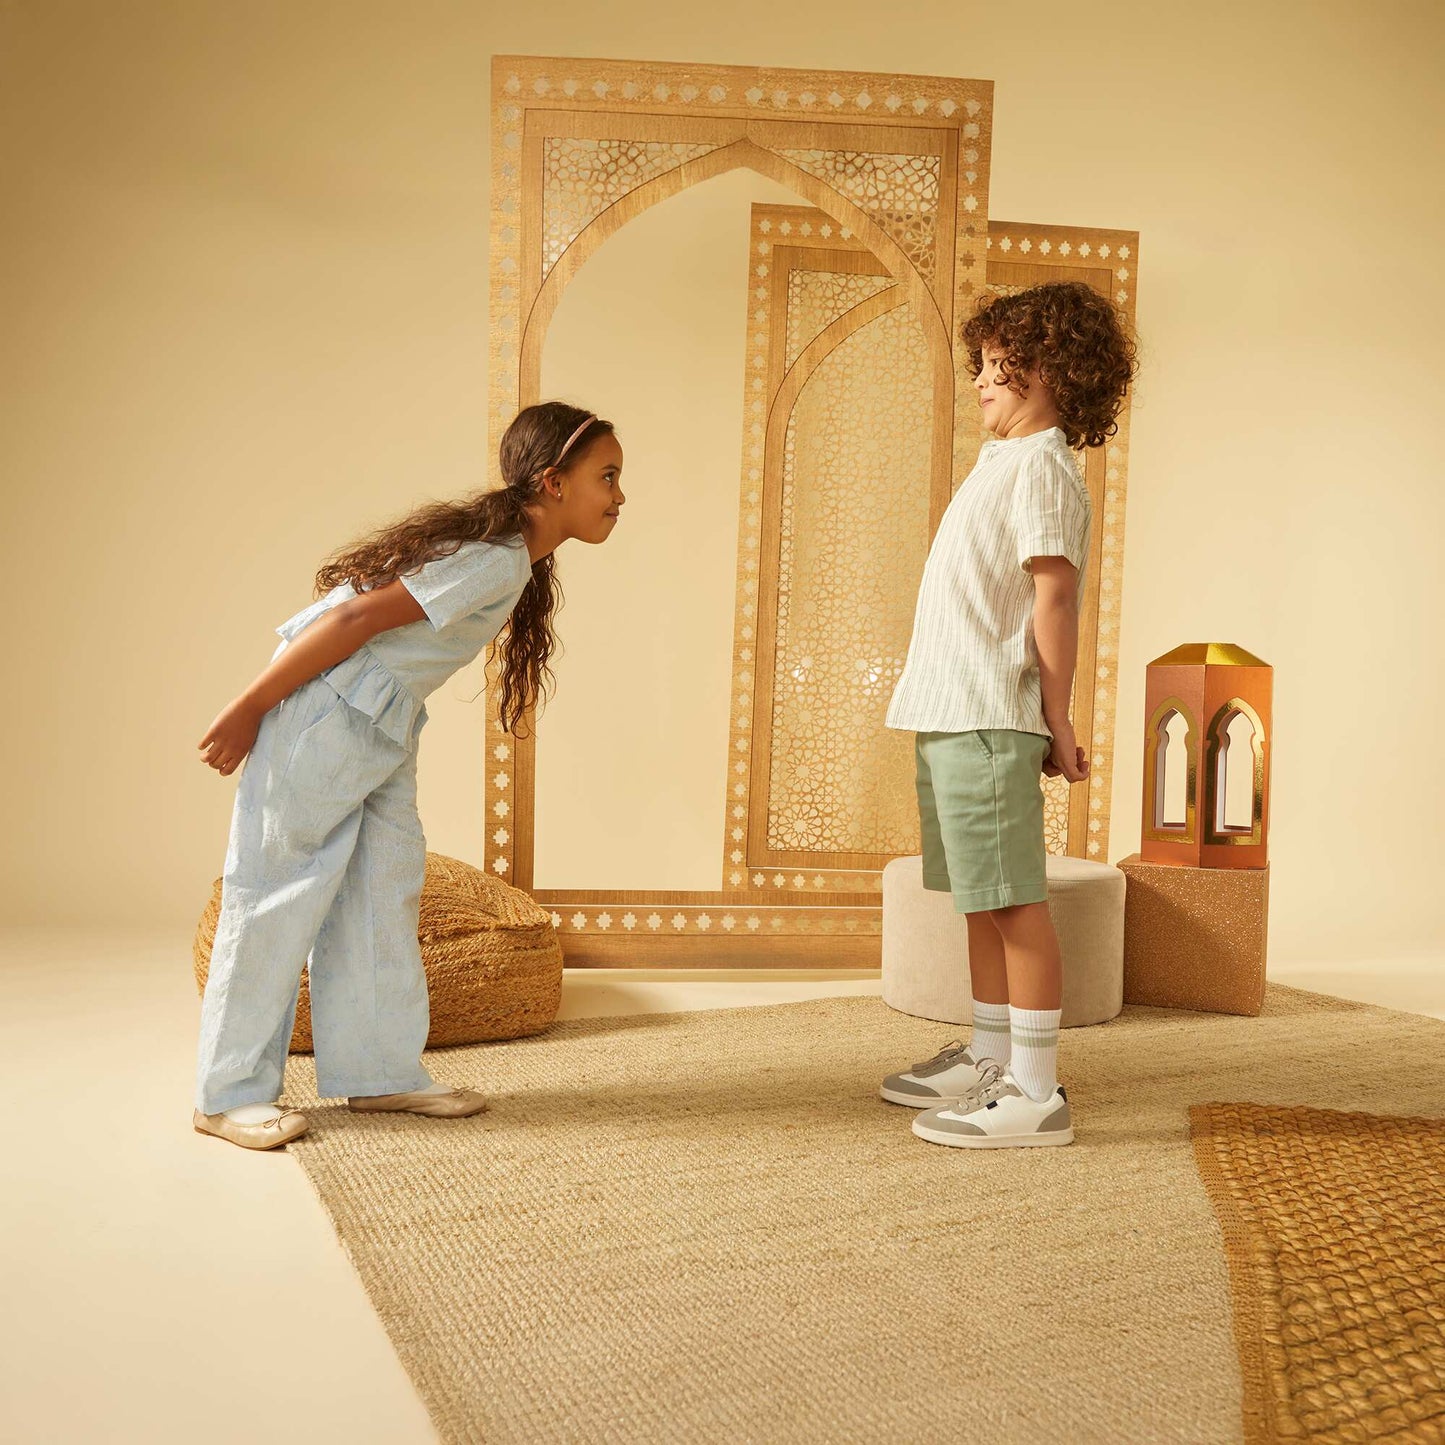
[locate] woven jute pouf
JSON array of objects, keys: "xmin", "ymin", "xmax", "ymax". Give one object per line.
[{"xmin": 192, "ymin": 852, "xmax": 563, "ymax": 1053}]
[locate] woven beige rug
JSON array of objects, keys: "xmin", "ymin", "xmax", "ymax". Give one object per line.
[
  {"xmin": 281, "ymin": 985, "xmax": 1445, "ymax": 1445},
  {"xmin": 1191, "ymin": 1101, "xmax": 1445, "ymax": 1443}
]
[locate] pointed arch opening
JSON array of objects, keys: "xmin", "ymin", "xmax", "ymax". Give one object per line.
[
  {"xmin": 1145, "ymin": 697, "xmax": 1197, "ymax": 844},
  {"xmin": 1205, "ymin": 698, "xmax": 1266, "ymax": 845}
]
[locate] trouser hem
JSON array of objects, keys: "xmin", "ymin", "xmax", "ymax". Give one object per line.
[
  {"xmin": 197, "ymin": 1085, "xmax": 288, "ymax": 1115},
  {"xmin": 317, "ymin": 1065, "xmax": 434, "ymax": 1101}
]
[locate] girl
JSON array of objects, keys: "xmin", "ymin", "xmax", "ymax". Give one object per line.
[{"xmin": 193, "ymin": 402, "xmax": 624, "ymax": 1150}]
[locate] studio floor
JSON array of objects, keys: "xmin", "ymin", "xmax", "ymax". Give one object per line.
[{"xmin": 2, "ymin": 929, "xmax": 1441, "ymax": 1445}]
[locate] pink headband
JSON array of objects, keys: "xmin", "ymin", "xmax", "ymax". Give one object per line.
[{"xmin": 554, "ymin": 414, "xmax": 597, "ymax": 466}]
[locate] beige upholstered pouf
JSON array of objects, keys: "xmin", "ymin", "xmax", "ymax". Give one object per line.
[
  {"xmin": 193, "ymin": 852, "xmax": 563, "ymax": 1053},
  {"xmin": 881, "ymin": 854, "xmax": 1124, "ymax": 1027}
]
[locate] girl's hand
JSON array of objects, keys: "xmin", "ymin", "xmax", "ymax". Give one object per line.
[
  {"xmin": 198, "ymin": 699, "xmax": 264, "ymax": 777},
  {"xmin": 1043, "ymin": 718, "xmax": 1091, "ymax": 783}
]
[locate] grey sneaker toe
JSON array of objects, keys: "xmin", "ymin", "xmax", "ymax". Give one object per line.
[
  {"xmin": 879, "ymin": 1074, "xmax": 949, "ymax": 1106},
  {"xmin": 879, "ymin": 1039, "xmax": 990, "ymax": 1108}
]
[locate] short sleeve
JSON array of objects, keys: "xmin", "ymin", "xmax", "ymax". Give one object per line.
[
  {"xmin": 400, "ymin": 538, "xmax": 529, "ymax": 631},
  {"xmin": 1011, "ymin": 448, "xmax": 1091, "ymax": 574}
]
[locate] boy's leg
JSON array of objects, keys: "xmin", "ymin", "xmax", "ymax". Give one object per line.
[
  {"xmin": 923, "ymin": 733, "xmax": 1014, "ymax": 1058},
  {"xmin": 928, "ymin": 728, "xmax": 1050, "ymax": 1065},
  {"xmin": 991, "ymin": 902, "xmax": 1062, "ymax": 1009},
  {"xmin": 991, "ymin": 901, "xmax": 1063, "ymax": 1101},
  {"xmin": 913, "ymin": 899, "xmax": 1072, "ymax": 1146},
  {"xmin": 964, "ymin": 911, "xmax": 1011, "ymax": 1065},
  {"xmin": 911, "ymin": 732, "xmax": 1072, "ymax": 1145},
  {"xmin": 965, "ymin": 910, "xmax": 1009, "ymax": 1001},
  {"xmin": 879, "ymin": 736, "xmax": 1003, "ymax": 1106}
]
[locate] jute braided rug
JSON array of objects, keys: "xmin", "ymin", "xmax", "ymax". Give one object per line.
[
  {"xmin": 1191, "ymin": 1101, "xmax": 1445, "ymax": 1442},
  {"xmin": 281, "ymin": 985, "xmax": 1444, "ymax": 1444}
]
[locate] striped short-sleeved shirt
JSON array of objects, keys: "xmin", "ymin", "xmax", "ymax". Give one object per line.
[{"xmin": 885, "ymin": 426, "xmax": 1091, "ymax": 738}]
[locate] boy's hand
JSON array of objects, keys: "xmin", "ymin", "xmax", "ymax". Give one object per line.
[
  {"xmin": 1043, "ymin": 718, "xmax": 1090, "ymax": 783},
  {"xmin": 198, "ymin": 699, "xmax": 264, "ymax": 777}
]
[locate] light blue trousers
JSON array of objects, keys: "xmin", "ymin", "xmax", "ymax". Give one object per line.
[{"xmin": 195, "ymin": 677, "xmax": 434, "ymax": 1114}]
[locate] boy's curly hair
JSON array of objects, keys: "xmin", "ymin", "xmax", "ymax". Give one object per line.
[{"xmin": 962, "ymin": 282, "xmax": 1137, "ymax": 449}]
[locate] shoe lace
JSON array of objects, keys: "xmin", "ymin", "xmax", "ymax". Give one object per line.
[
  {"xmin": 954, "ymin": 1060, "xmax": 1010, "ymax": 1109},
  {"xmin": 910, "ymin": 1038, "xmax": 971, "ymax": 1077}
]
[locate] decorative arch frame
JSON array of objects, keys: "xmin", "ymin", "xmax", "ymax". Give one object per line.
[
  {"xmin": 517, "ymin": 134, "xmax": 956, "ymax": 407},
  {"xmin": 729, "ymin": 213, "xmax": 943, "ymax": 890},
  {"xmin": 485, "ymin": 57, "xmax": 995, "ymax": 964},
  {"xmin": 738, "ymin": 208, "xmax": 1141, "ymax": 875}
]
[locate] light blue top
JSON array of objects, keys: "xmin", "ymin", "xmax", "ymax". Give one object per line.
[{"xmin": 275, "ymin": 535, "xmax": 533, "ymax": 748}]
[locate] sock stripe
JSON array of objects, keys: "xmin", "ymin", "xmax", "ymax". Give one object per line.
[
  {"xmin": 970, "ymin": 999, "xmax": 1012, "ymax": 1064},
  {"xmin": 1009, "ymin": 1004, "xmax": 1061, "ymax": 1102}
]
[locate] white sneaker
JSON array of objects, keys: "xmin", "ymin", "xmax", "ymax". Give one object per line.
[
  {"xmin": 911, "ymin": 1063, "xmax": 1074, "ymax": 1148},
  {"xmin": 879, "ymin": 1039, "xmax": 1000, "ymax": 1108}
]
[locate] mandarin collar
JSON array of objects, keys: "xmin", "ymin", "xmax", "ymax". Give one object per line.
[{"xmin": 982, "ymin": 425, "xmax": 1066, "ymax": 451}]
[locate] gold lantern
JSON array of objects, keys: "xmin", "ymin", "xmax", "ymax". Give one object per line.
[{"xmin": 1139, "ymin": 643, "xmax": 1272, "ymax": 869}]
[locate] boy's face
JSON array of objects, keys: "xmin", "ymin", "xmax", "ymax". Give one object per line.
[{"xmin": 975, "ymin": 344, "xmax": 1057, "ymax": 439}]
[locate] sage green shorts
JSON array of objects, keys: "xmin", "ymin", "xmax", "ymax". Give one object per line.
[{"xmin": 915, "ymin": 729, "xmax": 1050, "ymax": 914}]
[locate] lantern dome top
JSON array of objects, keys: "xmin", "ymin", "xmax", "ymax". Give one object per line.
[{"xmin": 1149, "ymin": 642, "xmax": 1269, "ymax": 668}]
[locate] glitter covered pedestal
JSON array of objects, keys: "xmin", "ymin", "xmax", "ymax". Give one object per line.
[{"xmin": 1117, "ymin": 853, "xmax": 1269, "ymax": 1016}]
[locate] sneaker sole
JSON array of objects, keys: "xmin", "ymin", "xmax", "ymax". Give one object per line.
[
  {"xmin": 879, "ymin": 1085, "xmax": 955, "ymax": 1108},
  {"xmin": 911, "ymin": 1120, "xmax": 1075, "ymax": 1148}
]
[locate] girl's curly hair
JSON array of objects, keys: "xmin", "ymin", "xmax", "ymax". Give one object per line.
[
  {"xmin": 962, "ymin": 282, "xmax": 1137, "ymax": 449},
  {"xmin": 314, "ymin": 401, "xmax": 614, "ymax": 736}
]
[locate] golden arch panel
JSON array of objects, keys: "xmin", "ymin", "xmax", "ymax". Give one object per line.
[{"xmin": 485, "ymin": 55, "xmax": 1136, "ymax": 964}]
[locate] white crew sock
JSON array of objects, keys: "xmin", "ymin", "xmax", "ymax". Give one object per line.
[
  {"xmin": 969, "ymin": 999, "xmax": 1012, "ymax": 1065},
  {"xmin": 1009, "ymin": 1005, "xmax": 1062, "ymax": 1102}
]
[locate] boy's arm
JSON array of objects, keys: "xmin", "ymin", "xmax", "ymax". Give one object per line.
[
  {"xmin": 197, "ymin": 581, "xmax": 427, "ymax": 775},
  {"xmin": 1030, "ymin": 556, "xmax": 1090, "ymax": 784}
]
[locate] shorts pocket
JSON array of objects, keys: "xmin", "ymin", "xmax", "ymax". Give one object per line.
[{"xmin": 972, "ymin": 730, "xmax": 996, "ymax": 759}]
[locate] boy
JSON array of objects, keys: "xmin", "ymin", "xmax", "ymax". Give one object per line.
[{"xmin": 880, "ymin": 282, "xmax": 1137, "ymax": 1148}]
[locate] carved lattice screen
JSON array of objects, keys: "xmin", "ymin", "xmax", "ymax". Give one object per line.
[
  {"xmin": 734, "ymin": 207, "xmax": 1141, "ymax": 880},
  {"xmin": 484, "ymin": 55, "xmax": 1135, "ymax": 965},
  {"xmin": 723, "ymin": 208, "xmax": 943, "ymax": 908}
]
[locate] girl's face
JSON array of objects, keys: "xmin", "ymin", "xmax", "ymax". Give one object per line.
[
  {"xmin": 551, "ymin": 433, "xmax": 626, "ymax": 544},
  {"xmin": 975, "ymin": 344, "xmax": 1057, "ymax": 439}
]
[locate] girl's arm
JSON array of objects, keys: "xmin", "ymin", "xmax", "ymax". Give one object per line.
[
  {"xmin": 1030, "ymin": 556, "xmax": 1090, "ymax": 784},
  {"xmin": 198, "ymin": 581, "xmax": 427, "ymax": 775}
]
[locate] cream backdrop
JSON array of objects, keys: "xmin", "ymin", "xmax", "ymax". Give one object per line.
[
  {"xmin": 535, "ymin": 170, "xmax": 807, "ymax": 893},
  {"xmin": 3, "ymin": 0, "xmax": 1443, "ymax": 967}
]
